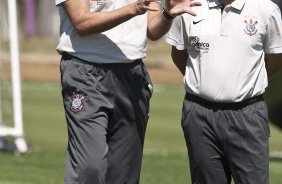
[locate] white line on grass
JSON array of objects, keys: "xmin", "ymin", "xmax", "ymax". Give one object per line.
[{"xmin": 144, "ymin": 149, "xmax": 282, "ymax": 160}]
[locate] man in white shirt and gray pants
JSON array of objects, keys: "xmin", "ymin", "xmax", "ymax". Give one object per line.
[
  {"xmin": 166, "ymin": 0, "xmax": 282, "ymax": 183},
  {"xmin": 55, "ymin": 0, "xmax": 201, "ymax": 184}
]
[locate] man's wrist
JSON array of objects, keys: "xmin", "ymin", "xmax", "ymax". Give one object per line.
[{"xmin": 162, "ymin": 9, "xmax": 175, "ymax": 20}]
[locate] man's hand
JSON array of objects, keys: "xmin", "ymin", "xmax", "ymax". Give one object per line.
[
  {"xmin": 164, "ymin": 0, "xmax": 202, "ymax": 17},
  {"xmin": 132, "ymin": 0, "xmax": 159, "ymax": 15},
  {"xmin": 146, "ymin": 0, "xmax": 201, "ymax": 40}
]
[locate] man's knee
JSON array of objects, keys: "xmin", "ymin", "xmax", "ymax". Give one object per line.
[{"xmin": 77, "ymin": 158, "xmax": 107, "ymax": 184}]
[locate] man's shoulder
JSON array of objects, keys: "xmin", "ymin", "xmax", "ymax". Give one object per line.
[
  {"xmin": 246, "ymin": 0, "xmax": 281, "ymax": 22},
  {"xmin": 252, "ymin": 0, "xmax": 280, "ymax": 12}
]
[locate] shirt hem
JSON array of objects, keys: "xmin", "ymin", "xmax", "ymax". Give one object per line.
[{"xmin": 165, "ymin": 37, "xmax": 186, "ymax": 50}]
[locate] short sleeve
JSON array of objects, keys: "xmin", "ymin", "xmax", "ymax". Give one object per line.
[
  {"xmin": 165, "ymin": 16, "xmax": 188, "ymax": 50},
  {"xmin": 55, "ymin": 0, "xmax": 67, "ymax": 6},
  {"xmin": 271, "ymin": 0, "xmax": 282, "ymax": 11},
  {"xmin": 264, "ymin": 4, "xmax": 282, "ymax": 54}
]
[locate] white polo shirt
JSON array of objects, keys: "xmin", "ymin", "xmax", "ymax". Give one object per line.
[
  {"xmin": 55, "ymin": 0, "xmax": 147, "ymax": 63},
  {"xmin": 166, "ymin": 0, "xmax": 282, "ymax": 102}
]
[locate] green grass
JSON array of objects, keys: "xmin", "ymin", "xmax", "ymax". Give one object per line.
[{"xmin": 0, "ymin": 82, "xmax": 282, "ymax": 184}]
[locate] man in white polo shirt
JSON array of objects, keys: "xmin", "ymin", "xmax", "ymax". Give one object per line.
[
  {"xmin": 166, "ymin": 0, "xmax": 282, "ymax": 183},
  {"xmin": 55, "ymin": 0, "xmax": 201, "ymax": 184}
]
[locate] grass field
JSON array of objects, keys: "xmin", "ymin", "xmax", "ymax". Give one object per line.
[{"xmin": 0, "ymin": 82, "xmax": 281, "ymax": 184}]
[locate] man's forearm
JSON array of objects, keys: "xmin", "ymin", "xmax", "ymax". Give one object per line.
[
  {"xmin": 266, "ymin": 62, "xmax": 282, "ymax": 78},
  {"xmin": 147, "ymin": 7, "xmax": 173, "ymax": 41},
  {"xmin": 63, "ymin": 0, "xmax": 140, "ymax": 36},
  {"xmin": 171, "ymin": 46, "xmax": 187, "ymax": 76},
  {"xmin": 147, "ymin": 0, "xmax": 201, "ymax": 40},
  {"xmin": 265, "ymin": 54, "xmax": 282, "ymax": 78}
]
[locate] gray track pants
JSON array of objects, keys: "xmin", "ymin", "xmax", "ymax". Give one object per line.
[
  {"xmin": 60, "ymin": 54, "xmax": 153, "ymax": 184},
  {"xmin": 182, "ymin": 94, "xmax": 270, "ymax": 184}
]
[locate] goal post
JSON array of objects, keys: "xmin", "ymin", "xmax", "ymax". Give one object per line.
[{"xmin": 0, "ymin": 0, "xmax": 28, "ymax": 153}]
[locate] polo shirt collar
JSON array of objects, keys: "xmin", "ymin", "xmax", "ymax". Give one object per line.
[
  {"xmin": 207, "ymin": 0, "xmax": 246, "ymax": 10},
  {"xmin": 230, "ymin": 0, "xmax": 246, "ymax": 10},
  {"xmin": 207, "ymin": 0, "xmax": 221, "ymax": 8}
]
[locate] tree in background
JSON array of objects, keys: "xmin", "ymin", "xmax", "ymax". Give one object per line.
[
  {"xmin": 24, "ymin": 0, "xmax": 35, "ymax": 37},
  {"xmin": 22, "ymin": 0, "xmax": 59, "ymax": 37},
  {"xmin": 38, "ymin": 0, "xmax": 59, "ymax": 37}
]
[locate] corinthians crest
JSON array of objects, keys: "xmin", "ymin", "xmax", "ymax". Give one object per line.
[
  {"xmin": 243, "ymin": 16, "xmax": 258, "ymax": 36},
  {"xmin": 70, "ymin": 92, "xmax": 85, "ymax": 112}
]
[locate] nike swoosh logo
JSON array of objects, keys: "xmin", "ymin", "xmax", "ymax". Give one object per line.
[{"xmin": 193, "ymin": 19, "xmax": 204, "ymax": 24}]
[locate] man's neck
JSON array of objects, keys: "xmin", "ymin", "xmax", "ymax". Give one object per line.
[{"xmin": 219, "ymin": 0, "xmax": 235, "ymax": 6}]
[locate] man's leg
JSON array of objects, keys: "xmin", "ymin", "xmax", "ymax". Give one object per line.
[
  {"xmin": 105, "ymin": 61, "xmax": 152, "ymax": 184},
  {"xmin": 61, "ymin": 58, "xmax": 114, "ymax": 184},
  {"xmin": 181, "ymin": 97, "xmax": 232, "ymax": 184},
  {"xmin": 226, "ymin": 101, "xmax": 269, "ymax": 184}
]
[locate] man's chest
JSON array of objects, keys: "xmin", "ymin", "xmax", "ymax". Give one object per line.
[{"xmin": 185, "ymin": 5, "xmax": 266, "ymax": 53}]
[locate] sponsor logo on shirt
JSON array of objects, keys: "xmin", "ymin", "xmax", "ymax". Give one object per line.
[
  {"xmin": 243, "ymin": 16, "xmax": 258, "ymax": 36},
  {"xmin": 90, "ymin": 0, "xmax": 106, "ymax": 11},
  {"xmin": 190, "ymin": 36, "xmax": 210, "ymax": 53},
  {"xmin": 193, "ymin": 19, "xmax": 205, "ymax": 25},
  {"xmin": 90, "ymin": 0, "xmax": 105, "ymax": 5}
]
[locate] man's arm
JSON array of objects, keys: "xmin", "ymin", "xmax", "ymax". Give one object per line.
[
  {"xmin": 147, "ymin": 3, "xmax": 171, "ymax": 41},
  {"xmin": 171, "ymin": 46, "xmax": 188, "ymax": 76},
  {"xmin": 62, "ymin": 0, "xmax": 157, "ymax": 36},
  {"xmin": 147, "ymin": 0, "xmax": 201, "ymax": 40},
  {"xmin": 265, "ymin": 53, "xmax": 282, "ymax": 78}
]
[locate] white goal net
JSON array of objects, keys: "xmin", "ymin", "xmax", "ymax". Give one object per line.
[{"xmin": 0, "ymin": 0, "xmax": 28, "ymax": 153}]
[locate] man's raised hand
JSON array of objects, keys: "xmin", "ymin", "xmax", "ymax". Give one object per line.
[
  {"xmin": 164, "ymin": 0, "xmax": 202, "ymax": 17},
  {"xmin": 132, "ymin": 0, "xmax": 159, "ymax": 15}
]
